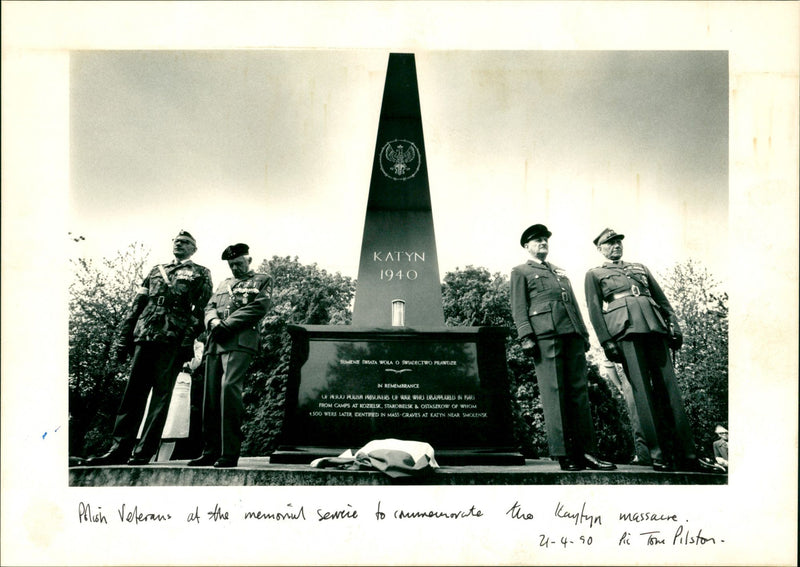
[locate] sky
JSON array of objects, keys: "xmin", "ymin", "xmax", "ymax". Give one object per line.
[{"xmin": 70, "ymin": 49, "xmax": 729, "ymax": 299}]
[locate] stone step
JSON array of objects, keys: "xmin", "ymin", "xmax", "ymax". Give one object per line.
[{"xmin": 70, "ymin": 458, "xmax": 727, "ymax": 487}]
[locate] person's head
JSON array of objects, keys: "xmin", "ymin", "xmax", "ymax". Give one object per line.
[
  {"xmin": 715, "ymin": 425, "xmax": 728, "ymax": 440},
  {"xmin": 593, "ymin": 228, "xmax": 624, "ymax": 261},
  {"xmin": 520, "ymin": 224, "xmax": 552, "ymax": 261},
  {"xmin": 173, "ymin": 230, "xmax": 197, "ymax": 260},
  {"xmin": 221, "ymin": 243, "xmax": 252, "ymax": 278}
]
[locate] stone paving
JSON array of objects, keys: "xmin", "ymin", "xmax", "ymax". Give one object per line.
[{"xmin": 69, "ymin": 458, "xmax": 727, "ymax": 487}]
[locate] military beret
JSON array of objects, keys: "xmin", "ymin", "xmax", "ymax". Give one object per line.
[
  {"xmin": 221, "ymin": 243, "xmax": 249, "ymax": 261},
  {"xmin": 174, "ymin": 230, "xmax": 196, "ymax": 246},
  {"xmin": 520, "ymin": 224, "xmax": 552, "ymax": 247},
  {"xmin": 593, "ymin": 228, "xmax": 625, "ymax": 246}
]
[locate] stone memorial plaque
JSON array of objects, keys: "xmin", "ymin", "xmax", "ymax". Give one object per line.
[{"xmin": 271, "ymin": 325, "xmax": 524, "ymax": 464}]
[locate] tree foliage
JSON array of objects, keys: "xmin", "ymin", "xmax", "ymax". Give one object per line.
[
  {"xmin": 659, "ymin": 259, "xmax": 728, "ymax": 457},
  {"xmin": 68, "ymin": 242, "xmax": 150, "ymax": 457},
  {"xmin": 442, "ymin": 265, "xmax": 512, "ymax": 327}
]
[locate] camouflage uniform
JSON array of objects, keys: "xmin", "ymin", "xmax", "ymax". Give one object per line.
[
  {"xmin": 110, "ymin": 259, "xmax": 213, "ymax": 460},
  {"xmin": 120, "ymin": 261, "xmax": 213, "ymax": 345},
  {"xmin": 199, "ymin": 270, "xmax": 271, "ymax": 462}
]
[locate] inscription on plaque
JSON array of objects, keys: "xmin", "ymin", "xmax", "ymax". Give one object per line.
[
  {"xmin": 277, "ymin": 326, "xmax": 517, "ymax": 454},
  {"xmin": 292, "ymin": 339, "xmax": 493, "ymax": 445}
]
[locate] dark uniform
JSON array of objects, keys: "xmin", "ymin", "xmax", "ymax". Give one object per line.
[
  {"xmin": 510, "ymin": 225, "xmax": 610, "ymax": 469},
  {"xmin": 193, "ymin": 244, "xmax": 271, "ymax": 467},
  {"xmin": 584, "ymin": 228, "xmax": 720, "ymax": 472},
  {"xmin": 94, "ymin": 234, "xmax": 213, "ymax": 465}
]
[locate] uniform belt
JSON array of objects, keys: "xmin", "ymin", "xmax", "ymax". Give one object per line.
[
  {"xmin": 611, "ymin": 286, "xmax": 650, "ymax": 301},
  {"xmin": 531, "ymin": 291, "xmax": 571, "ymax": 309}
]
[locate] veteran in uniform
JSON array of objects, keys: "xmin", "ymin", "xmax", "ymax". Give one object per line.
[
  {"xmin": 85, "ymin": 230, "xmax": 213, "ymax": 466},
  {"xmin": 584, "ymin": 228, "xmax": 723, "ymax": 473},
  {"xmin": 189, "ymin": 243, "xmax": 271, "ymax": 468},
  {"xmin": 510, "ymin": 224, "xmax": 616, "ymax": 471}
]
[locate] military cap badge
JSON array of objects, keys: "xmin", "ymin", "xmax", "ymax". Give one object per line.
[
  {"xmin": 221, "ymin": 243, "xmax": 250, "ymax": 261},
  {"xmin": 520, "ymin": 224, "xmax": 552, "ymax": 247},
  {"xmin": 175, "ymin": 230, "xmax": 197, "ymax": 246},
  {"xmin": 593, "ymin": 228, "xmax": 625, "ymax": 246}
]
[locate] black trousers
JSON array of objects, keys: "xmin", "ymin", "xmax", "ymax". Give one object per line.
[
  {"xmin": 200, "ymin": 350, "xmax": 253, "ymax": 460},
  {"xmin": 532, "ymin": 334, "xmax": 596, "ymax": 457},
  {"xmin": 110, "ymin": 341, "xmax": 180, "ymax": 459},
  {"xmin": 619, "ymin": 335, "xmax": 697, "ymax": 464}
]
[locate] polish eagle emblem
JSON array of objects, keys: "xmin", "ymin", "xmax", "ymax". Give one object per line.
[
  {"xmin": 385, "ymin": 144, "xmax": 415, "ymax": 176},
  {"xmin": 379, "ymin": 139, "xmax": 421, "ymax": 180}
]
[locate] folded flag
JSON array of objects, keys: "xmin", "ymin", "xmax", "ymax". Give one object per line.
[{"xmin": 311, "ymin": 439, "xmax": 439, "ymax": 478}]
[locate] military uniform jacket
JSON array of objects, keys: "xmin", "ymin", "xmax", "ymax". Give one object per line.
[
  {"xmin": 510, "ymin": 260, "xmax": 590, "ymax": 342},
  {"xmin": 119, "ymin": 260, "xmax": 213, "ymax": 345},
  {"xmin": 584, "ymin": 261, "xmax": 680, "ymax": 345},
  {"xmin": 205, "ymin": 271, "xmax": 271, "ymax": 355}
]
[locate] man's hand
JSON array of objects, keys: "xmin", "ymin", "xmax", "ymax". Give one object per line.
[
  {"xmin": 667, "ymin": 318, "xmax": 683, "ymax": 350},
  {"xmin": 211, "ymin": 322, "xmax": 232, "ymax": 342},
  {"xmin": 521, "ymin": 337, "xmax": 540, "ymax": 360},
  {"xmin": 602, "ymin": 340, "xmax": 624, "ymax": 363},
  {"xmin": 178, "ymin": 343, "xmax": 194, "ymax": 365}
]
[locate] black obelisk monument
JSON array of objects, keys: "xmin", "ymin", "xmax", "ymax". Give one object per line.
[
  {"xmin": 271, "ymin": 54, "xmax": 523, "ymax": 466},
  {"xmin": 353, "ymin": 53, "xmax": 444, "ymax": 327}
]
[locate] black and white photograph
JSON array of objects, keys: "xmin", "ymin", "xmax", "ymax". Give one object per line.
[
  {"xmin": 65, "ymin": 49, "xmax": 730, "ymax": 481},
  {"xmin": 2, "ymin": 2, "xmax": 797, "ymax": 566}
]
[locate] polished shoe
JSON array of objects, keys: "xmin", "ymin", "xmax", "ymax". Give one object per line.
[
  {"xmin": 213, "ymin": 458, "xmax": 238, "ymax": 468},
  {"xmin": 187, "ymin": 454, "xmax": 219, "ymax": 467},
  {"xmin": 681, "ymin": 458, "xmax": 726, "ymax": 474},
  {"xmin": 652, "ymin": 460, "xmax": 673, "ymax": 472},
  {"xmin": 581, "ymin": 453, "xmax": 617, "ymax": 471},
  {"xmin": 68, "ymin": 456, "xmax": 85, "ymax": 467},
  {"xmin": 84, "ymin": 449, "xmax": 130, "ymax": 466},
  {"xmin": 127, "ymin": 455, "xmax": 153, "ymax": 466},
  {"xmin": 558, "ymin": 457, "xmax": 583, "ymax": 471}
]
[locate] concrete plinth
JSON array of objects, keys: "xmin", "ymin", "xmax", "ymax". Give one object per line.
[{"xmin": 69, "ymin": 458, "xmax": 727, "ymax": 487}]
